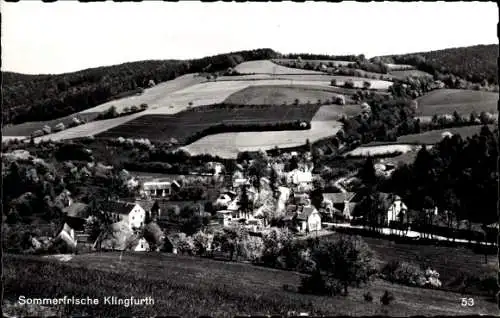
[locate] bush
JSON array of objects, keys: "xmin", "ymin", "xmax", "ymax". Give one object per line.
[
  {"xmin": 380, "ymin": 290, "xmax": 394, "ymax": 305},
  {"xmin": 344, "ymin": 79, "xmax": 355, "ymax": 89},
  {"xmin": 364, "ymin": 291, "xmax": 373, "ymax": 302}
]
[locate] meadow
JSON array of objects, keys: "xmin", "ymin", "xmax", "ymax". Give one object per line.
[
  {"xmin": 389, "ymin": 69, "xmax": 433, "ymax": 80},
  {"xmin": 415, "ymin": 89, "xmax": 498, "ymax": 117},
  {"xmin": 4, "ymin": 252, "xmax": 496, "ymax": 317},
  {"xmin": 182, "ymin": 105, "xmax": 345, "ymax": 158},
  {"xmin": 2, "ymin": 112, "xmax": 100, "ymax": 137},
  {"xmin": 345, "ymin": 144, "xmax": 419, "ymax": 157},
  {"xmin": 234, "ymin": 60, "xmax": 324, "ymax": 74},
  {"xmin": 273, "ymin": 58, "xmax": 354, "ymax": 67},
  {"xmin": 223, "ymin": 84, "xmax": 347, "ymax": 105},
  {"xmin": 385, "ymin": 63, "xmax": 416, "ymax": 71},
  {"xmin": 396, "ymin": 125, "xmax": 494, "ymax": 144},
  {"xmin": 95, "ymin": 104, "xmax": 321, "ymax": 144}
]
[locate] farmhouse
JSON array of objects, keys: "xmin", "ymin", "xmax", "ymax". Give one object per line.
[
  {"xmin": 296, "ymin": 206, "xmax": 322, "ymax": 233},
  {"xmin": 141, "ymin": 179, "xmax": 180, "ymax": 198},
  {"xmin": 322, "ymin": 192, "xmax": 356, "ymax": 220},
  {"xmin": 102, "ymin": 201, "xmax": 146, "ymax": 230},
  {"xmin": 287, "ymin": 169, "xmax": 313, "ymax": 192},
  {"xmin": 377, "ymin": 193, "xmax": 408, "ymax": 225}
]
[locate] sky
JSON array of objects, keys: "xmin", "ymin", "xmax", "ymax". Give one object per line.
[{"xmin": 2, "ymin": 1, "xmax": 498, "ymax": 75}]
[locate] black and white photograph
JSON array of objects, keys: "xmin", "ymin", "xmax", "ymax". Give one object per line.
[{"xmin": 1, "ymin": 1, "xmax": 499, "ymax": 317}]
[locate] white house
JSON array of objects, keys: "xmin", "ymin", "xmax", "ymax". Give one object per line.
[
  {"xmin": 287, "ymin": 169, "xmax": 313, "ymax": 192},
  {"xmin": 386, "ymin": 195, "xmax": 408, "ymax": 223},
  {"xmin": 141, "ymin": 180, "xmax": 174, "ymax": 198},
  {"xmin": 322, "ymin": 192, "xmax": 356, "ymax": 220},
  {"xmin": 133, "ymin": 238, "xmax": 150, "ymax": 252},
  {"xmin": 216, "ymin": 210, "xmax": 235, "ymax": 227},
  {"xmin": 104, "ymin": 201, "xmax": 146, "ymax": 230},
  {"xmin": 296, "ymin": 206, "xmax": 322, "ymax": 233}
]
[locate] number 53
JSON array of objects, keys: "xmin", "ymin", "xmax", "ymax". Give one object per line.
[{"xmin": 461, "ymin": 298, "xmax": 474, "ymax": 307}]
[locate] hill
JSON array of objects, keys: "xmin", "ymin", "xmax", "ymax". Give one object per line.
[
  {"xmin": 4, "ymin": 253, "xmax": 496, "ymax": 317},
  {"xmin": 378, "ymin": 44, "xmax": 498, "ymax": 84},
  {"xmin": 2, "ymin": 49, "xmax": 279, "ymax": 125}
]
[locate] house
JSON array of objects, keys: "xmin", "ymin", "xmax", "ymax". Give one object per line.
[
  {"xmin": 233, "ymin": 178, "xmax": 250, "ymax": 189},
  {"xmin": 287, "ymin": 169, "xmax": 313, "ymax": 192},
  {"xmin": 293, "ymin": 193, "xmax": 310, "ymax": 206},
  {"xmin": 133, "ymin": 238, "xmax": 150, "ymax": 252},
  {"xmin": 322, "ymin": 192, "xmax": 356, "ymax": 220},
  {"xmin": 141, "ymin": 179, "xmax": 180, "ymax": 198},
  {"xmin": 216, "ymin": 210, "xmax": 234, "ymax": 227},
  {"xmin": 102, "ymin": 201, "xmax": 146, "ymax": 230},
  {"xmin": 377, "ymin": 193, "xmax": 408, "ymax": 225},
  {"xmin": 296, "ymin": 206, "xmax": 322, "ymax": 233}
]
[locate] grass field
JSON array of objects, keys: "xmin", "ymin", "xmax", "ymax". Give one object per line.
[
  {"xmin": 4, "ymin": 252, "xmax": 496, "ymax": 317},
  {"xmin": 182, "ymin": 106, "xmax": 346, "ymax": 158},
  {"xmin": 385, "ymin": 63, "xmax": 416, "ymax": 71},
  {"xmin": 397, "ymin": 125, "xmax": 495, "ymax": 144},
  {"xmin": 224, "ymin": 84, "xmax": 348, "ymax": 105},
  {"xmin": 415, "ymin": 89, "xmax": 498, "ymax": 117},
  {"xmin": 78, "ymin": 73, "xmax": 204, "ymax": 114},
  {"xmin": 95, "ymin": 105, "xmax": 321, "ymax": 144},
  {"xmin": 2, "ymin": 112, "xmax": 100, "ymax": 137},
  {"xmin": 234, "ymin": 60, "xmax": 324, "ymax": 74},
  {"xmin": 390, "ymin": 70, "xmax": 433, "ymax": 80},
  {"xmin": 273, "ymin": 58, "xmax": 354, "ymax": 67},
  {"xmin": 345, "ymin": 144, "xmax": 419, "ymax": 157}
]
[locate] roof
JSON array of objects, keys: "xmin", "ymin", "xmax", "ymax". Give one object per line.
[
  {"xmin": 63, "ymin": 202, "xmax": 89, "ymax": 219},
  {"xmin": 135, "ymin": 200, "xmax": 155, "ymax": 212},
  {"xmin": 101, "ymin": 201, "xmax": 136, "ymax": 215},
  {"xmin": 286, "ymin": 204, "xmax": 298, "ymax": 213},
  {"xmin": 323, "ymin": 192, "xmax": 356, "ymax": 204},
  {"xmin": 283, "ymin": 211, "xmax": 297, "ymax": 221},
  {"xmin": 297, "ymin": 206, "xmax": 317, "ymax": 221},
  {"xmin": 142, "ymin": 181, "xmax": 172, "ymax": 191}
]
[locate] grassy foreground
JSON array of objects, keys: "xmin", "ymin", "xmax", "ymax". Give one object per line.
[{"xmin": 4, "ymin": 253, "xmax": 497, "ymax": 317}]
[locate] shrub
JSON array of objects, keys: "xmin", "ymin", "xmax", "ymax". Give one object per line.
[
  {"xmin": 344, "ymin": 79, "xmax": 355, "ymax": 89},
  {"xmin": 140, "ymin": 103, "xmax": 148, "ymax": 110},
  {"xmin": 330, "ymin": 79, "xmax": 337, "ymax": 86},
  {"xmin": 364, "ymin": 291, "xmax": 373, "ymax": 302},
  {"xmin": 380, "ymin": 290, "xmax": 394, "ymax": 305},
  {"xmin": 381, "ymin": 260, "xmax": 427, "ymax": 287}
]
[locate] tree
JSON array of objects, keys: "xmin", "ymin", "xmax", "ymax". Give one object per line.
[
  {"xmin": 239, "ymin": 185, "xmax": 251, "ymax": 220},
  {"xmin": 269, "ymin": 167, "xmax": 279, "ymax": 199},
  {"xmin": 358, "ymin": 157, "xmax": 377, "ymax": 188},
  {"xmin": 362, "ymin": 81, "xmax": 371, "ymax": 90},
  {"xmin": 310, "ymin": 235, "xmax": 377, "ymax": 295}
]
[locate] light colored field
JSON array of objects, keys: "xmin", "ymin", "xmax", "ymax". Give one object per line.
[
  {"xmin": 79, "ymin": 73, "xmax": 204, "ymax": 114},
  {"xmin": 385, "ymin": 63, "xmax": 416, "ymax": 71},
  {"xmin": 390, "ymin": 70, "xmax": 433, "ymax": 79},
  {"xmin": 274, "ymin": 58, "xmax": 354, "ymax": 67},
  {"xmin": 33, "ymin": 112, "xmax": 145, "ymax": 143},
  {"xmin": 397, "ymin": 125, "xmax": 494, "ymax": 144},
  {"xmin": 345, "ymin": 144, "xmax": 419, "ymax": 157},
  {"xmin": 415, "ymin": 89, "xmax": 498, "ymax": 117},
  {"xmin": 2, "ymin": 136, "xmax": 27, "ymax": 142},
  {"xmin": 182, "ymin": 108, "xmax": 343, "ymax": 158},
  {"xmin": 223, "ymin": 84, "xmax": 345, "ymax": 105},
  {"xmin": 234, "ymin": 60, "xmax": 324, "ymax": 74}
]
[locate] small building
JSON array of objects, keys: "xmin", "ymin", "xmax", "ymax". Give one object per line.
[
  {"xmin": 322, "ymin": 192, "xmax": 356, "ymax": 220},
  {"xmin": 376, "ymin": 193, "xmax": 408, "ymax": 225},
  {"xmin": 133, "ymin": 238, "xmax": 150, "ymax": 252},
  {"xmin": 296, "ymin": 206, "xmax": 322, "ymax": 233},
  {"xmin": 102, "ymin": 201, "xmax": 146, "ymax": 230},
  {"xmin": 141, "ymin": 180, "xmax": 176, "ymax": 198},
  {"xmin": 216, "ymin": 210, "xmax": 234, "ymax": 227}
]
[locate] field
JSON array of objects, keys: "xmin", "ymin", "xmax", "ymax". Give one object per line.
[
  {"xmin": 78, "ymin": 73, "xmax": 204, "ymax": 114},
  {"xmin": 397, "ymin": 125, "xmax": 495, "ymax": 144},
  {"xmin": 415, "ymin": 89, "xmax": 498, "ymax": 117},
  {"xmin": 323, "ymin": 232, "xmax": 498, "ymax": 295},
  {"xmin": 389, "ymin": 69, "xmax": 433, "ymax": 80},
  {"xmin": 345, "ymin": 144, "xmax": 419, "ymax": 157},
  {"xmin": 95, "ymin": 105, "xmax": 321, "ymax": 144},
  {"xmin": 234, "ymin": 60, "xmax": 324, "ymax": 74},
  {"xmin": 224, "ymin": 84, "xmax": 348, "ymax": 105},
  {"xmin": 273, "ymin": 58, "xmax": 354, "ymax": 67},
  {"xmin": 385, "ymin": 63, "xmax": 416, "ymax": 71},
  {"xmin": 182, "ymin": 106, "xmax": 346, "ymax": 158},
  {"xmin": 4, "ymin": 252, "xmax": 496, "ymax": 317},
  {"xmin": 2, "ymin": 112, "xmax": 100, "ymax": 137}
]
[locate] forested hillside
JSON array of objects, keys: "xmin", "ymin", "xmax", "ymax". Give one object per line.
[
  {"xmin": 2, "ymin": 49, "xmax": 278, "ymax": 125},
  {"xmin": 378, "ymin": 44, "xmax": 498, "ymax": 85}
]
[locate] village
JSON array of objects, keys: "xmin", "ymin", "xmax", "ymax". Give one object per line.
[{"xmin": 44, "ymin": 149, "xmax": 427, "ymax": 255}]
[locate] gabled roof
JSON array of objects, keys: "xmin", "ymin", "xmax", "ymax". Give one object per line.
[
  {"xmin": 297, "ymin": 206, "xmax": 317, "ymax": 221},
  {"xmin": 101, "ymin": 201, "xmax": 136, "ymax": 215},
  {"xmin": 323, "ymin": 192, "xmax": 356, "ymax": 204},
  {"xmin": 63, "ymin": 202, "xmax": 89, "ymax": 219},
  {"xmin": 136, "ymin": 200, "xmax": 155, "ymax": 212}
]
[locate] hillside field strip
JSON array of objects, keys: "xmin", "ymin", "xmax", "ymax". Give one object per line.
[
  {"xmin": 96, "ymin": 105, "xmax": 321, "ymax": 143},
  {"xmin": 345, "ymin": 144, "xmax": 421, "ymax": 157},
  {"xmin": 223, "ymin": 84, "xmax": 352, "ymax": 105},
  {"xmin": 396, "ymin": 125, "xmax": 495, "ymax": 144},
  {"xmin": 415, "ymin": 89, "xmax": 498, "ymax": 118},
  {"xmin": 78, "ymin": 73, "xmax": 205, "ymax": 114},
  {"xmin": 385, "ymin": 63, "xmax": 416, "ymax": 71},
  {"xmin": 2, "ymin": 113, "xmax": 100, "ymax": 137},
  {"xmin": 234, "ymin": 60, "xmax": 324, "ymax": 74},
  {"xmin": 389, "ymin": 70, "xmax": 433, "ymax": 80},
  {"xmin": 4, "ymin": 253, "xmax": 496, "ymax": 317},
  {"xmin": 273, "ymin": 58, "xmax": 354, "ymax": 67},
  {"xmin": 182, "ymin": 105, "xmax": 346, "ymax": 158}
]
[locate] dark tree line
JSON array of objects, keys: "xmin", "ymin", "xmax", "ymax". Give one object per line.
[
  {"xmin": 3, "ymin": 49, "xmax": 278, "ymax": 125},
  {"xmin": 379, "ymin": 44, "xmax": 498, "ymax": 85},
  {"xmin": 382, "ymin": 125, "xmax": 498, "ymax": 229}
]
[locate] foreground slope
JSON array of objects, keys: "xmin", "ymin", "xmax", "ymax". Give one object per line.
[{"xmin": 4, "ymin": 253, "xmax": 496, "ymax": 317}]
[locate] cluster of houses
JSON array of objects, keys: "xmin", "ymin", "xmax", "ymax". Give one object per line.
[{"xmin": 48, "ymin": 157, "xmax": 413, "ymax": 252}]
